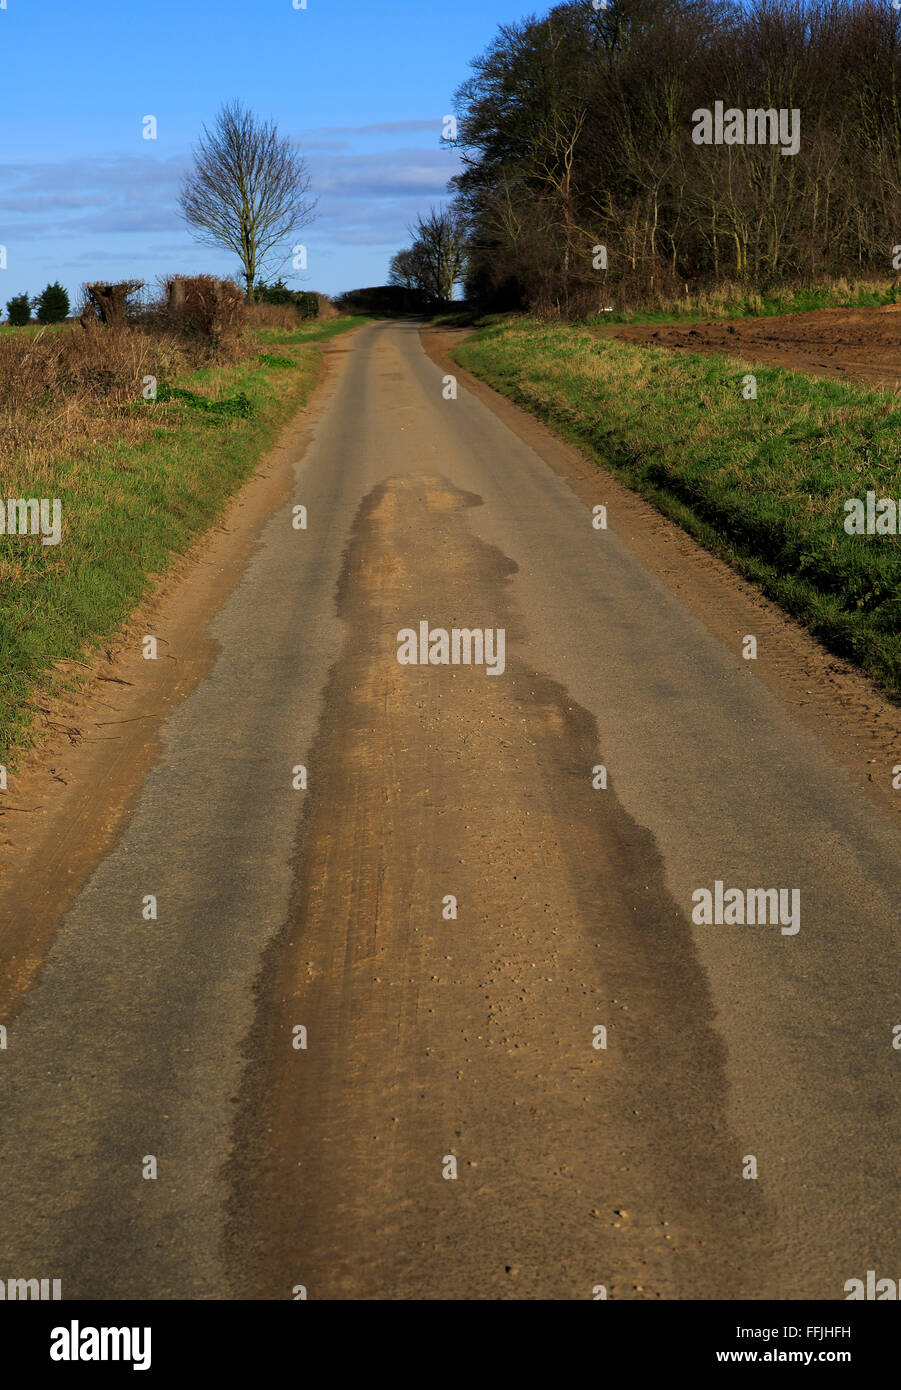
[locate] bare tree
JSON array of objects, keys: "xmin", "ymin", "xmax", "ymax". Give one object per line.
[
  {"xmin": 387, "ymin": 248, "xmax": 422, "ymax": 291},
  {"xmin": 408, "ymin": 207, "xmax": 469, "ymax": 302},
  {"xmin": 178, "ymin": 100, "xmax": 317, "ymax": 300}
]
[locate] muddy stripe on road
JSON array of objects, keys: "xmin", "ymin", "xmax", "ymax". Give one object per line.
[{"xmin": 227, "ymin": 472, "xmax": 771, "ymax": 1300}]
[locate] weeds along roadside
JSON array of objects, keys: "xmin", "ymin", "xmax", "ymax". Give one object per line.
[
  {"xmin": 452, "ymin": 316, "xmax": 901, "ymax": 702},
  {"xmin": 0, "ymin": 313, "xmax": 368, "ymax": 761}
]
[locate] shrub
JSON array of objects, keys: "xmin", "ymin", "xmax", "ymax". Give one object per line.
[
  {"xmin": 6, "ymin": 292, "xmax": 32, "ymax": 326},
  {"xmin": 35, "ymin": 281, "xmax": 70, "ymax": 324},
  {"xmin": 254, "ymin": 279, "xmax": 320, "ymax": 319},
  {"xmin": 164, "ymin": 274, "xmax": 246, "ymax": 350},
  {"xmin": 254, "ymin": 278, "xmax": 295, "ymax": 306}
]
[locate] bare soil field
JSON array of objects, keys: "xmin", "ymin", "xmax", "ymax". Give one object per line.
[{"xmin": 599, "ymin": 303, "xmax": 901, "ymax": 390}]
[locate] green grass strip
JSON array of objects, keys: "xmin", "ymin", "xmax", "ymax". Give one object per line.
[
  {"xmin": 0, "ymin": 318, "xmax": 364, "ymax": 759},
  {"xmin": 453, "ymin": 318, "xmax": 901, "ymax": 701}
]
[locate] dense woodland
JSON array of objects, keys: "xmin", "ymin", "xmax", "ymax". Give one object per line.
[{"xmin": 442, "ymin": 0, "xmax": 901, "ymax": 312}]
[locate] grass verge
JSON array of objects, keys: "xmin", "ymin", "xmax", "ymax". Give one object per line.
[
  {"xmin": 0, "ymin": 316, "xmax": 366, "ymax": 760},
  {"xmin": 452, "ymin": 318, "xmax": 901, "ymax": 700}
]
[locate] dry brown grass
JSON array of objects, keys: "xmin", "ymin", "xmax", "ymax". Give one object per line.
[
  {"xmin": 0, "ymin": 276, "xmax": 331, "ymax": 473},
  {"xmin": 0, "ymin": 313, "xmax": 250, "ymax": 470},
  {"xmin": 245, "ymin": 302, "xmax": 305, "ymax": 331},
  {"xmin": 245, "ymin": 293, "xmax": 336, "ymax": 330}
]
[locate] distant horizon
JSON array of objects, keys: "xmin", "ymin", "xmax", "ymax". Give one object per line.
[{"xmin": 0, "ymin": 0, "xmax": 530, "ymax": 305}]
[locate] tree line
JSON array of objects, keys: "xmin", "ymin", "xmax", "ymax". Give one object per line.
[{"xmin": 418, "ymin": 0, "xmax": 901, "ymax": 314}]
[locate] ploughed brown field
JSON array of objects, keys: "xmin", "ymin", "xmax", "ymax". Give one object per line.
[{"xmin": 598, "ymin": 303, "xmax": 901, "ymax": 390}]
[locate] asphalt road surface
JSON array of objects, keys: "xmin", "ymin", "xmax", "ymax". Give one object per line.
[{"xmin": 0, "ymin": 320, "xmax": 898, "ymax": 1300}]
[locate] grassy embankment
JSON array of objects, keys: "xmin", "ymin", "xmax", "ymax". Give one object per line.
[
  {"xmin": 452, "ymin": 317, "xmax": 901, "ymax": 701},
  {"xmin": 0, "ymin": 315, "xmax": 368, "ymax": 760}
]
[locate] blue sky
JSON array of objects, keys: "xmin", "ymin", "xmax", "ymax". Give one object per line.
[{"xmin": 0, "ymin": 0, "xmax": 531, "ymax": 304}]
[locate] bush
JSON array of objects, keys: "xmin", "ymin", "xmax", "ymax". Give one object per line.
[
  {"xmin": 163, "ymin": 274, "xmax": 246, "ymax": 356},
  {"xmin": 35, "ymin": 281, "xmax": 70, "ymax": 324},
  {"xmin": 254, "ymin": 279, "xmax": 320, "ymax": 319},
  {"xmin": 6, "ymin": 292, "xmax": 32, "ymax": 326},
  {"xmin": 254, "ymin": 278, "xmax": 295, "ymax": 306}
]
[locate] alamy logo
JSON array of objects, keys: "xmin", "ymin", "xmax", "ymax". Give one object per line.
[
  {"xmin": 843, "ymin": 492, "xmax": 901, "ymax": 534},
  {"xmin": 0, "ymin": 1276, "xmax": 61, "ymax": 1299},
  {"xmin": 50, "ymin": 1322, "xmax": 151, "ymax": 1371},
  {"xmin": 0, "ymin": 498, "xmax": 62, "ymax": 546},
  {"xmin": 397, "ymin": 621, "xmax": 506, "ymax": 676},
  {"xmin": 845, "ymin": 1271, "xmax": 901, "ymax": 1299},
  {"xmin": 691, "ymin": 880, "xmax": 801, "ymax": 935},
  {"xmin": 692, "ymin": 102, "xmax": 800, "ymax": 157}
]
